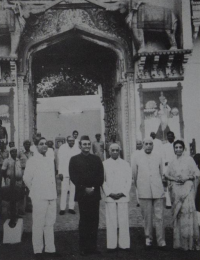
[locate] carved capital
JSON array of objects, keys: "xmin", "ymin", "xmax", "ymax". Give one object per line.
[{"xmin": 136, "ymin": 50, "xmax": 192, "ymax": 83}]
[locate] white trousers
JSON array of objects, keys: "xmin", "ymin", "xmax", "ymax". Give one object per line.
[
  {"xmin": 60, "ymin": 177, "xmax": 75, "ymax": 211},
  {"xmin": 140, "ymin": 198, "xmax": 166, "ymax": 246},
  {"xmin": 32, "ymin": 198, "xmax": 56, "ymax": 254},
  {"xmin": 105, "ymin": 202, "xmax": 130, "ymax": 249}
]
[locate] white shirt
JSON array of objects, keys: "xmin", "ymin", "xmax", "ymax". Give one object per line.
[
  {"xmin": 103, "ymin": 157, "xmax": 132, "ymax": 203},
  {"xmin": 152, "ymin": 138, "xmax": 163, "ymax": 156},
  {"xmin": 23, "ymin": 152, "xmax": 57, "ymax": 200},
  {"xmin": 73, "ymin": 139, "xmax": 80, "ymax": 150},
  {"xmin": 163, "ymin": 142, "xmax": 175, "ymax": 165},
  {"xmin": 58, "ymin": 143, "xmax": 79, "ymax": 177},
  {"xmin": 132, "ymin": 151, "xmax": 165, "ymax": 199}
]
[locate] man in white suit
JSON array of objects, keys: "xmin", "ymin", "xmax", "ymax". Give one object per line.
[
  {"xmin": 58, "ymin": 136, "xmax": 79, "ymax": 215},
  {"xmin": 23, "ymin": 137, "xmax": 61, "ymax": 258},
  {"xmin": 132, "ymin": 137, "xmax": 166, "ymax": 249},
  {"xmin": 103, "ymin": 143, "xmax": 132, "ymax": 252}
]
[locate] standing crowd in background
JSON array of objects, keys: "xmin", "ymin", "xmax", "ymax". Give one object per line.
[{"xmin": 0, "ymin": 119, "xmax": 200, "ymax": 259}]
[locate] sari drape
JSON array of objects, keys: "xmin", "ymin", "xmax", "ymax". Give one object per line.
[{"xmin": 166, "ymin": 154, "xmax": 200, "ymax": 250}]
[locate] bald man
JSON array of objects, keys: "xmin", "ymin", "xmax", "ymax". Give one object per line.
[
  {"xmin": 103, "ymin": 143, "xmax": 132, "ymax": 251},
  {"xmin": 132, "ymin": 137, "xmax": 166, "ymax": 249}
]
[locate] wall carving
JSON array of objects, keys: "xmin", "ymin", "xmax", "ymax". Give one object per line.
[{"xmin": 19, "ymin": 7, "xmax": 133, "ymax": 74}]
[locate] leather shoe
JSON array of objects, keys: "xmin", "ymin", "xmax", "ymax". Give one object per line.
[
  {"xmin": 107, "ymin": 248, "xmax": 117, "ymax": 253},
  {"xmin": 59, "ymin": 210, "xmax": 65, "ymax": 215},
  {"xmin": 158, "ymin": 245, "xmax": 167, "ymax": 251},
  {"xmin": 68, "ymin": 209, "xmax": 76, "ymax": 214},
  {"xmin": 34, "ymin": 253, "xmax": 44, "ymax": 259},
  {"xmin": 44, "ymin": 252, "xmax": 62, "ymax": 257}
]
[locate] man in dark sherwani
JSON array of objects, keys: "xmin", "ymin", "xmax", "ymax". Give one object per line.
[{"xmin": 69, "ymin": 135, "xmax": 104, "ymax": 256}]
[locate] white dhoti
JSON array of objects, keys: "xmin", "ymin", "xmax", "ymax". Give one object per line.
[
  {"xmin": 140, "ymin": 198, "xmax": 166, "ymax": 246},
  {"xmin": 105, "ymin": 202, "xmax": 130, "ymax": 249},
  {"xmin": 60, "ymin": 177, "xmax": 75, "ymax": 211},
  {"xmin": 32, "ymin": 198, "xmax": 56, "ymax": 254}
]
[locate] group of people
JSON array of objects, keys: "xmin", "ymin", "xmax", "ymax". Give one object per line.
[{"xmin": 0, "ymin": 124, "xmax": 200, "ymax": 259}]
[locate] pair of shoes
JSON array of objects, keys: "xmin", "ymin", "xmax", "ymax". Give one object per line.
[
  {"xmin": 107, "ymin": 248, "xmax": 117, "ymax": 253},
  {"xmin": 34, "ymin": 253, "xmax": 44, "ymax": 259},
  {"xmin": 59, "ymin": 210, "xmax": 65, "ymax": 215},
  {"xmin": 166, "ymin": 206, "xmax": 172, "ymax": 209},
  {"xmin": 44, "ymin": 252, "xmax": 62, "ymax": 257},
  {"xmin": 68, "ymin": 209, "xmax": 76, "ymax": 214},
  {"xmin": 145, "ymin": 245, "xmax": 153, "ymax": 250},
  {"xmin": 158, "ymin": 245, "xmax": 168, "ymax": 251},
  {"xmin": 119, "ymin": 248, "xmax": 131, "ymax": 252}
]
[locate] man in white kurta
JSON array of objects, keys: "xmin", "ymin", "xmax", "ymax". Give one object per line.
[
  {"xmin": 58, "ymin": 136, "xmax": 79, "ymax": 215},
  {"xmin": 103, "ymin": 143, "xmax": 132, "ymax": 251},
  {"xmin": 132, "ymin": 137, "xmax": 166, "ymax": 249},
  {"xmin": 23, "ymin": 137, "xmax": 58, "ymax": 257}
]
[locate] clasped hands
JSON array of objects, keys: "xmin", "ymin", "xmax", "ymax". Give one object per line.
[{"xmin": 109, "ymin": 193, "xmax": 125, "ymax": 200}]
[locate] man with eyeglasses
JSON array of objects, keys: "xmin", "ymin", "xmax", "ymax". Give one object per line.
[
  {"xmin": 132, "ymin": 137, "xmax": 166, "ymax": 250},
  {"xmin": 103, "ymin": 143, "xmax": 132, "ymax": 252},
  {"xmin": 69, "ymin": 135, "xmax": 104, "ymax": 256},
  {"xmin": 23, "ymin": 137, "xmax": 61, "ymax": 259}
]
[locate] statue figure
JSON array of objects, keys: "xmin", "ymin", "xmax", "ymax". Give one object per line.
[
  {"xmin": 86, "ymin": 0, "xmax": 178, "ymax": 54},
  {"xmin": 1, "ymin": 0, "xmax": 63, "ymax": 57}
]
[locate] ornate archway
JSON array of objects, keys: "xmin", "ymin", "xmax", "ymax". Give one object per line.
[{"xmin": 16, "ymin": 5, "xmax": 136, "ymax": 161}]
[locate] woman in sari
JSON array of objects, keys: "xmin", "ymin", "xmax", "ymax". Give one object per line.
[{"xmin": 165, "ymin": 140, "xmax": 200, "ymax": 250}]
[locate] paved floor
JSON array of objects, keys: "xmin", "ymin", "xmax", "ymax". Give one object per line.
[{"xmin": 0, "ymin": 180, "xmax": 172, "ymax": 232}]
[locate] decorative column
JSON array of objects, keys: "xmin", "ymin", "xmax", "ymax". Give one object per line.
[
  {"xmin": 121, "ymin": 80, "xmax": 131, "ymax": 162},
  {"xmin": 17, "ymin": 75, "xmax": 25, "ymax": 150},
  {"xmin": 127, "ymin": 71, "xmax": 136, "ymax": 158},
  {"xmin": 23, "ymin": 81, "xmax": 30, "ymax": 140}
]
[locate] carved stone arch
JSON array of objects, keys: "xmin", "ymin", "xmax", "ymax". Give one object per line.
[
  {"xmin": 18, "ymin": 8, "xmax": 133, "ymax": 76},
  {"xmin": 16, "ymin": 7, "xmax": 134, "ymax": 160}
]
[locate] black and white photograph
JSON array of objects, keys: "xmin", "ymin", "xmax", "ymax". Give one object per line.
[{"xmin": 0, "ymin": 1, "xmax": 200, "ymax": 260}]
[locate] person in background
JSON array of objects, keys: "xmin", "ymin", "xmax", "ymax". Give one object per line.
[
  {"xmin": 132, "ymin": 137, "xmax": 166, "ymax": 250},
  {"xmin": 30, "ymin": 132, "xmax": 42, "ymax": 154},
  {"xmin": 164, "ymin": 140, "xmax": 200, "ymax": 250},
  {"xmin": 23, "ymin": 137, "xmax": 61, "ymax": 259},
  {"xmin": 0, "ymin": 140, "xmax": 9, "ymax": 214},
  {"xmin": 92, "ymin": 134, "xmax": 104, "ymax": 161},
  {"xmin": 136, "ymin": 139, "xmax": 143, "ymax": 152},
  {"xmin": 72, "ymin": 130, "xmax": 79, "ymax": 150},
  {"xmin": 18, "ymin": 140, "xmax": 34, "ymax": 213},
  {"xmin": 103, "ymin": 143, "xmax": 132, "ymax": 252},
  {"xmin": 162, "ymin": 131, "xmax": 176, "ymax": 209},
  {"xmin": 58, "ymin": 136, "xmax": 79, "ymax": 215},
  {"xmin": 69, "ymin": 136, "xmax": 104, "ymax": 256},
  {"xmin": 1, "ymin": 147, "xmax": 24, "ymax": 227},
  {"xmin": 8, "ymin": 141, "xmax": 15, "ymax": 149},
  {"xmin": 131, "ymin": 139, "xmax": 143, "ymax": 207},
  {"xmin": 150, "ymin": 132, "xmax": 163, "ymax": 155},
  {"xmin": 0, "ymin": 119, "xmax": 8, "ymax": 145}
]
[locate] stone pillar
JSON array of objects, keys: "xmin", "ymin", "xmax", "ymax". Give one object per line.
[
  {"xmin": 23, "ymin": 82, "xmax": 30, "ymax": 140},
  {"xmin": 121, "ymin": 80, "xmax": 131, "ymax": 162},
  {"xmin": 182, "ymin": 0, "xmax": 193, "ymax": 49},
  {"xmin": 127, "ymin": 71, "xmax": 136, "ymax": 158},
  {"xmin": 17, "ymin": 76, "xmax": 25, "ymax": 150}
]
